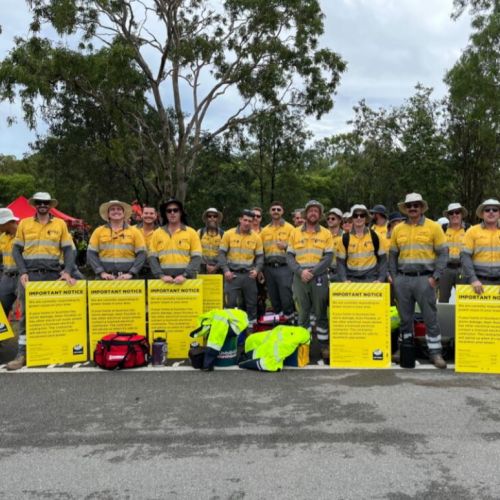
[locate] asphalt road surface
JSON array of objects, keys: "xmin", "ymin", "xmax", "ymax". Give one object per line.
[{"xmin": 1, "ymin": 367, "xmax": 499, "ymax": 500}]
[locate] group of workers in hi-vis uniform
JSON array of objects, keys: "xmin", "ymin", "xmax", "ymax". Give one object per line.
[{"xmin": 0, "ymin": 191, "xmax": 499, "ymax": 371}]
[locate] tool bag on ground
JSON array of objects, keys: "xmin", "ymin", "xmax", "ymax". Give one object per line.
[
  {"xmin": 94, "ymin": 333, "xmax": 150, "ymax": 370},
  {"xmin": 189, "ymin": 309, "xmax": 249, "ymax": 370}
]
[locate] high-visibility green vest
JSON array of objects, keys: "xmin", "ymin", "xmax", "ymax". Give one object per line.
[
  {"xmin": 192, "ymin": 309, "xmax": 248, "ymax": 351},
  {"xmin": 390, "ymin": 306, "xmax": 400, "ymax": 331},
  {"xmin": 244, "ymin": 325, "xmax": 310, "ymax": 372}
]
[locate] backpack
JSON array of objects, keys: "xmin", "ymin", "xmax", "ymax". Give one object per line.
[
  {"xmin": 342, "ymin": 229, "xmax": 380, "ymax": 258},
  {"xmin": 94, "ymin": 333, "xmax": 150, "ymax": 370}
]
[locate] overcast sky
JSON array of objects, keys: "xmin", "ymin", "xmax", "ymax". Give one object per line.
[{"xmin": 0, "ymin": 0, "xmax": 471, "ymax": 158}]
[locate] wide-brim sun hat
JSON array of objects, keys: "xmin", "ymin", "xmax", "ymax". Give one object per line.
[
  {"xmin": 349, "ymin": 204, "xmax": 372, "ymax": 223},
  {"xmin": 369, "ymin": 204, "xmax": 387, "ymax": 217},
  {"xmin": 202, "ymin": 207, "xmax": 223, "ymax": 224},
  {"xmin": 342, "ymin": 212, "xmax": 352, "ymax": 221},
  {"xmin": 398, "ymin": 193, "xmax": 428, "ymax": 215},
  {"xmin": 476, "ymin": 198, "xmax": 500, "ymax": 219},
  {"xmin": 388, "ymin": 211, "xmax": 405, "ymax": 224},
  {"xmin": 28, "ymin": 192, "xmax": 58, "ymax": 208},
  {"xmin": 443, "ymin": 202, "xmax": 468, "ymax": 218},
  {"xmin": 0, "ymin": 208, "xmax": 19, "ymax": 225},
  {"xmin": 327, "ymin": 208, "xmax": 343, "ymax": 219},
  {"xmin": 99, "ymin": 200, "xmax": 132, "ymax": 222}
]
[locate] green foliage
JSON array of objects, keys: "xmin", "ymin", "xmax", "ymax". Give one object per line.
[{"xmin": 0, "ymin": 173, "xmax": 37, "ymax": 205}]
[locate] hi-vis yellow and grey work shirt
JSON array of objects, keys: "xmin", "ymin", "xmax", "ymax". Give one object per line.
[
  {"xmin": 0, "ymin": 233, "xmax": 16, "ymax": 273},
  {"xmin": 13, "ymin": 216, "xmax": 74, "ymax": 273},
  {"xmin": 286, "ymin": 224, "xmax": 334, "ymax": 276},
  {"xmin": 461, "ymin": 223, "xmax": 500, "ymax": 282},
  {"xmin": 219, "ymin": 227, "xmax": 264, "ymax": 272},
  {"xmin": 445, "ymin": 226, "xmax": 467, "ymax": 263},
  {"xmin": 389, "ymin": 216, "xmax": 448, "ymax": 279},
  {"xmin": 260, "ymin": 220, "xmax": 294, "ymax": 264},
  {"xmin": 336, "ymin": 228, "xmax": 387, "ymax": 281},
  {"xmin": 149, "ymin": 225, "xmax": 202, "ymax": 278},
  {"xmin": 87, "ymin": 224, "xmax": 146, "ymax": 276},
  {"xmin": 198, "ymin": 228, "xmax": 223, "ymax": 265}
]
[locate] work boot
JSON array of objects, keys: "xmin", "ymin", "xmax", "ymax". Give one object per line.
[
  {"xmin": 6, "ymin": 354, "xmax": 26, "ymax": 371},
  {"xmin": 391, "ymin": 350, "xmax": 400, "ymax": 364},
  {"xmin": 430, "ymin": 353, "xmax": 447, "ymax": 369}
]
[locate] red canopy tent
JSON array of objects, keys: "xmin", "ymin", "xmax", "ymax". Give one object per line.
[{"xmin": 7, "ymin": 196, "xmax": 85, "ymax": 228}]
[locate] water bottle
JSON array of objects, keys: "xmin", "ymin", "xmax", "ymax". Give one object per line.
[
  {"xmin": 152, "ymin": 338, "xmax": 166, "ymax": 366},
  {"xmin": 400, "ymin": 336, "xmax": 416, "ymax": 369}
]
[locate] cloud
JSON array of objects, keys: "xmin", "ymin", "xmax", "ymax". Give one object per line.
[{"xmin": 0, "ymin": 0, "xmax": 472, "ymax": 157}]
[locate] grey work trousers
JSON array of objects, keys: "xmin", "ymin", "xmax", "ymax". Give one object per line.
[
  {"xmin": 263, "ymin": 264, "xmax": 294, "ymax": 316},
  {"xmin": 0, "ymin": 274, "xmax": 18, "ymax": 318},
  {"xmin": 293, "ymin": 273, "xmax": 329, "ymax": 342},
  {"xmin": 438, "ymin": 266, "xmax": 464, "ymax": 303},
  {"xmin": 393, "ymin": 274, "xmax": 442, "ymax": 354},
  {"xmin": 17, "ymin": 271, "xmax": 61, "ymax": 355},
  {"xmin": 224, "ymin": 272, "xmax": 258, "ymax": 322}
]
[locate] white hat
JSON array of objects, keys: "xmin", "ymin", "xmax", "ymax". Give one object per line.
[
  {"xmin": 437, "ymin": 217, "xmax": 449, "ymax": 226},
  {"xmin": 443, "ymin": 203, "xmax": 468, "ymax": 218},
  {"xmin": 349, "ymin": 204, "xmax": 372, "ymax": 222},
  {"xmin": 28, "ymin": 192, "xmax": 58, "ymax": 208},
  {"xmin": 99, "ymin": 200, "xmax": 132, "ymax": 222},
  {"xmin": 398, "ymin": 193, "xmax": 428, "ymax": 214},
  {"xmin": 476, "ymin": 198, "xmax": 500, "ymax": 219},
  {"xmin": 342, "ymin": 212, "xmax": 352, "ymax": 220},
  {"xmin": 0, "ymin": 208, "xmax": 19, "ymax": 225},
  {"xmin": 327, "ymin": 208, "xmax": 343, "ymax": 219},
  {"xmin": 202, "ymin": 207, "xmax": 223, "ymax": 224}
]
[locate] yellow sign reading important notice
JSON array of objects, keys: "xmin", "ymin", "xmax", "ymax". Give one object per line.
[
  {"xmin": 148, "ymin": 279, "xmax": 203, "ymax": 358},
  {"xmin": 455, "ymin": 285, "xmax": 500, "ymax": 374},
  {"xmin": 88, "ymin": 280, "xmax": 146, "ymax": 352},
  {"xmin": 329, "ymin": 282, "xmax": 391, "ymax": 368},
  {"xmin": 0, "ymin": 303, "xmax": 15, "ymax": 343},
  {"xmin": 199, "ymin": 274, "xmax": 224, "ymax": 312},
  {"xmin": 26, "ymin": 280, "xmax": 87, "ymax": 366}
]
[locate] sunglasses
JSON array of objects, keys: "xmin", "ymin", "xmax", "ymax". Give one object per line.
[
  {"xmin": 254, "ymin": 214, "xmax": 262, "ymax": 218},
  {"xmin": 353, "ymin": 213, "xmax": 366, "ymax": 219},
  {"xmin": 448, "ymin": 210, "xmax": 462, "ymax": 216},
  {"xmin": 206, "ymin": 214, "xmax": 218, "ymax": 219},
  {"xmin": 484, "ymin": 207, "xmax": 499, "ymax": 213},
  {"xmin": 271, "ymin": 208, "xmax": 282, "ymax": 212},
  {"xmin": 34, "ymin": 200, "xmax": 50, "ymax": 206},
  {"xmin": 326, "ymin": 216, "xmax": 338, "ymax": 221},
  {"xmin": 405, "ymin": 203, "xmax": 421, "ymax": 209},
  {"xmin": 166, "ymin": 208, "xmax": 180, "ymax": 214}
]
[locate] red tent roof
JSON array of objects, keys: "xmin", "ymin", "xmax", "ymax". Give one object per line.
[{"xmin": 7, "ymin": 196, "xmax": 84, "ymax": 226}]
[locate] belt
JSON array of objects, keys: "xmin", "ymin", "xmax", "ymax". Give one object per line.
[
  {"xmin": 398, "ymin": 270, "xmax": 433, "ymax": 277},
  {"xmin": 28, "ymin": 269, "xmax": 59, "ymax": 274},
  {"xmin": 265, "ymin": 262, "xmax": 287, "ymax": 268},
  {"xmin": 447, "ymin": 262, "xmax": 461, "ymax": 269},
  {"xmin": 230, "ymin": 268, "xmax": 250, "ymax": 273},
  {"xmin": 3, "ymin": 271, "xmax": 18, "ymax": 277},
  {"xmin": 477, "ymin": 275, "xmax": 500, "ymax": 282}
]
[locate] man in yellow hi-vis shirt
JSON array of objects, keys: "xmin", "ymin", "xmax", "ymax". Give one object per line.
[
  {"xmin": 9, "ymin": 192, "xmax": 76, "ymax": 370},
  {"xmin": 0, "ymin": 208, "xmax": 20, "ymax": 319},
  {"xmin": 389, "ymin": 193, "xmax": 448, "ymax": 369},
  {"xmin": 461, "ymin": 198, "xmax": 500, "ymax": 293},
  {"xmin": 439, "ymin": 202, "xmax": 470, "ymax": 302},
  {"xmin": 219, "ymin": 209, "xmax": 264, "ymax": 325},
  {"xmin": 260, "ymin": 201, "xmax": 294, "ymax": 318},
  {"xmin": 287, "ymin": 200, "xmax": 333, "ymax": 359},
  {"xmin": 87, "ymin": 200, "xmax": 146, "ymax": 280},
  {"xmin": 149, "ymin": 198, "xmax": 202, "ymax": 283}
]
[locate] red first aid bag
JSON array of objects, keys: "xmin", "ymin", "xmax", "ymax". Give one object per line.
[{"xmin": 94, "ymin": 333, "xmax": 150, "ymax": 370}]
